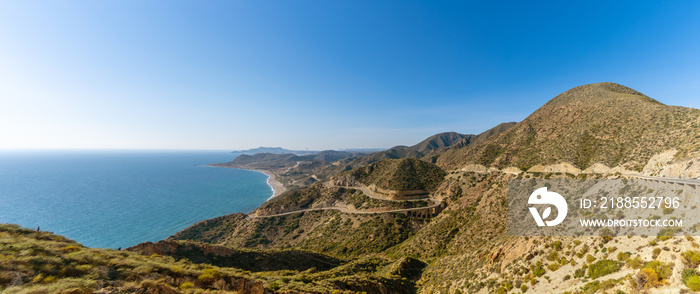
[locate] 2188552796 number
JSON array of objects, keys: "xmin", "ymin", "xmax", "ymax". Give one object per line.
[{"xmin": 599, "ymin": 196, "xmax": 680, "ymax": 209}]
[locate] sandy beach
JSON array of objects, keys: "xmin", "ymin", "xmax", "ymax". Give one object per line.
[
  {"xmin": 254, "ymin": 169, "xmax": 286, "ymax": 199},
  {"xmin": 205, "ymin": 165, "xmax": 287, "ymax": 199}
]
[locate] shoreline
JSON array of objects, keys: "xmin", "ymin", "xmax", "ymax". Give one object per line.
[
  {"xmin": 206, "ymin": 165, "xmax": 286, "ymax": 199},
  {"xmin": 254, "ymin": 169, "xmax": 287, "ymax": 199}
]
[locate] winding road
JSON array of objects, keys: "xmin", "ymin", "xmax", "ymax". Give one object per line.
[{"xmin": 250, "ymin": 182, "xmax": 444, "ymax": 218}]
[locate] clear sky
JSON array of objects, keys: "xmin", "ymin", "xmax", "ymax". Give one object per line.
[{"xmin": 2, "ymin": 1, "xmax": 700, "ymax": 150}]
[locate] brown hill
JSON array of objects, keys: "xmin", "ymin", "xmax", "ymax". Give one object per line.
[
  {"xmin": 169, "ymin": 210, "xmax": 424, "ymax": 259},
  {"xmin": 437, "ymin": 82, "xmax": 700, "ymax": 171},
  {"xmin": 171, "ymin": 83, "xmax": 700, "ymax": 293},
  {"xmin": 332, "ymin": 123, "xmax": 515, "ymax": 173},
  {"xmin": 411, "ymin": 132, "xmax": 475, "ymax": 153},
  {"xmin": 343, "ymin": 158, "xmax": 447, "ymax": 192}
]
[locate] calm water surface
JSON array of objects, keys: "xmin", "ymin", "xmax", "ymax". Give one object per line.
[{"xmin": 0, "ymin": 150, "xmax": 271, "ymax": 248}]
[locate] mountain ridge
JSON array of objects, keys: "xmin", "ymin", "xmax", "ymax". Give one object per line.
[
  {"xmin": 436, "ymin": 82, "xmax": 700, "ymax": 171},
  {"xmin": 176, "ymin": 82, "xmax": 700, "ymax": 293},
  {"xmin": 232, "ymin": 147, "xmax": 317, "ymax": 155},
  {"xmin": 9, "ymin": 82, "xmax": 700, "ymax": 294}
]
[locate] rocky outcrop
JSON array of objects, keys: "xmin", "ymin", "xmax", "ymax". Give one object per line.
[
  {"xmin": 459, "ymin": 164, "xmax": 488, "ymax": 173},
  {"xmin": 526, "ymin": 162, "xmax": 582, "ymax": 174},
  {"xmin": 582, "ymin": 163, "xmax": 614, "ymax": 174},
  {"xmin": 655, "ymin": 157, "xmax": 700, "ymax": 179},
  {"xmin": 330, "ymin": 173, "xmax": 361, "ymax": 187},
  {"xmin": 643, "ymin": 150, "xmax": 700, "ymax": 179},
  {"xmin": 643, "ymin": 150, "xmax": 678, "ymax": 175},
  {"xmin": 501, "ymin": 166, "xmax": 521, "ymax": 174},
  {"xmin": 542, "ymin": 162, "xmax": 581, "ymax": 174}
]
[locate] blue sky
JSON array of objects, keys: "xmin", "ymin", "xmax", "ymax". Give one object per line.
[{"xmin": 2, "ymin": 1, "xmax": 700, "ymax": 150}]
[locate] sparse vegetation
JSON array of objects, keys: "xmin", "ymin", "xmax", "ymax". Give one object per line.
[
  {"xmin": 346, "ymin": 158, "xmax": 447, "ymax": 192},
  {"xmin": 437, "ymin": 83, "xmax": 700, "ymax": 171},
  {"xmin": 683, "ymin": 250, "xmax": 700, "ymax": 268},
  {"xmin": 9, "ymin": 82, "xmax": 700, "ymax": 293},
  {"xmin": 587, "ymin": 260, "xmax": 621, "ymax": 280},
  {"xmin": 683, "ymin": 269, "xmax": 700, "ymax": 291},
  {"xmin": 0, "ymin": 224, "xmax": 416, "ymax": 293}
]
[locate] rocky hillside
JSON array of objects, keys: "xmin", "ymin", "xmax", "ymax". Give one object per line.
[
  {"xmin": 400, "ymin": 171, "xmax": 700, "ymax": 294},
  {"xmin": 0, "ymin": 223, "xmax": 423, "ymax": 294},
  {"xmin": 338, "ymin": 158, "xmax": 447, "ymax": 193},
  {"xmin": 11, "ymin": 82, "xmax": 700, "ymax": 294},
  {"xmin": 0, "ymin": 224, "xmax": 271, "ymax": 294},
  {"xmin": 437, "ymin": 82, "xmax": 700, "ymax": 172},
  {"xmin": 173, "ymin": 83, "xmax": 700, "ymax": 293},
  {"xmin": 251, "ymin": 184, "xmax": 432, "ymax": 216},
  {"xmin": 336, "ymin": 123, "xmax": 516, "ymax": 172},
  {"xmin": 170, "ymin": 210, "xmax": 424, "ymax": 259},
  {"xmin": 411, "ymin": 132, "xmax": 475, "ymax": 153}
]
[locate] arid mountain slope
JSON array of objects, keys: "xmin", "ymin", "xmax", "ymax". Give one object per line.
[
  {"xmin": 336, "ymin": 123, "xmax": 516, "ymax": 172},
  {"xmin": 412, "ymin": 132, "xmax": 475, "ymax": 153},
  {"xmin": 340, "ymin": 158, "xmax": 447, "ymax": 192},
  {"xmin": 170, "ymin": 210, "xmax": 424, "ymax": 259},
  {"xmin": 437, "ymin": 82, "xmax": 700, "ymax": 171},
  {"xmin": 170, "ymin": 83, "xmax": 700, "ymax": 293}
]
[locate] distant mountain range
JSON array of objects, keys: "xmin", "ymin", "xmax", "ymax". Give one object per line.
[
  {"xmin": 232, "ymin": 147, "xmax": 317, "ymax": 155},
  {"xmin": 232, "ymin": 147, "xmax": 386, "ymax": 155}
]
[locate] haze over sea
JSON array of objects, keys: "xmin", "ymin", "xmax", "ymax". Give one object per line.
[{"xmin": 0, "ymin": 150, "xmax": 271, "ymax": 249}]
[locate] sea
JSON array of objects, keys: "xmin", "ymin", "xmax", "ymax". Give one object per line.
[{"xmin": 0, "ymin": 150, "xmax": 271, "ymax": 249}]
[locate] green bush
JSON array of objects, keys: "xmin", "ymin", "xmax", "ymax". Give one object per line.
[
  {"xmin": 644, "ymin": 261, "xmax": 671, "ymax": 277},
  {"xmin": 683, "ymin": 269, "xmax": 700, "ymax": 291},
  {"xmin": 683, "ymin": 250, "xmax": 700, "ymax": 268},
  {"xmin": 533, "ymin": 265, "xmax": 545, "ymax": 277},
  {"xmin": 587, "ymin": 260, "xmax": 621, "ymax": 280},
  {"xmin": 639, "ymin": 260, "xmax": 673, "ymax": 287},
  {"xmin": 547, "ymin": 263, "xmax": 560, "ymax": 272},
  {"xmin": 549, "ymin": 241, "xmax": 563, "ymax": 251},
  {"xmin": 179, "ymin": 282, "xmax": 194, "ymax": 290},
  {"xmin": 683, "ymin": 269, "xmax": 699, "ymax": 282},
  {"xmin": 626, "ymin": 256, "xmax": 643, "ymax": 269},
  {"xmin": 686, "ymin": 275, "xmax": 700, "ymax": 291},
  {"xmin": 617, "ymin": 251, "xmax": 631, "ymax": 261},
  {"xmin": 197, "ymin": 268, "xmax": 220, "ymax": 284}
]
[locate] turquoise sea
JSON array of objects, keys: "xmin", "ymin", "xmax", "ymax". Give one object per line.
[{"xmin": 0, "ymin": 150, "xmax": 271, "ymax": 249}]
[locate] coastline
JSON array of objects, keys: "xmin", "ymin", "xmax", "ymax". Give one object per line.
[
  {"xmin": 254, "ymin": 169, "xmax": 287, "ymax": 199},
  {"xmin": 205, "ymin": 164, "xmax": 287, "ymax": 199}
]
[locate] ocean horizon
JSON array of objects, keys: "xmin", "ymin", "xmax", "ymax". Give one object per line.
[{"xmin": 0, "ymin": 149, "xmax": 271, "ymax": 249}]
